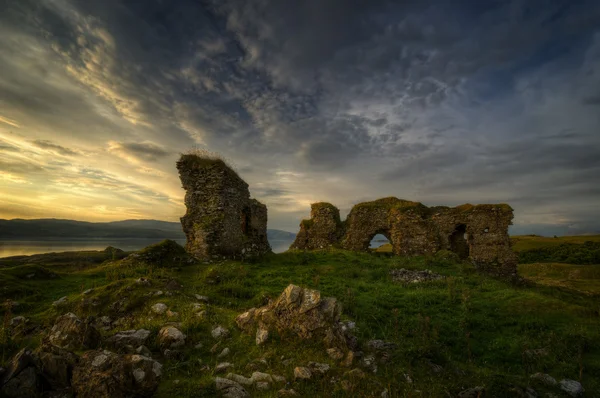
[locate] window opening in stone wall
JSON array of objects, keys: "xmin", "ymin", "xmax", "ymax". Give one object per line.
[
  {"xmin": 449, "ymin": 224, "xmax": 469, "ymax": 259},
  {"xmin": 241, "ymin": 207, "xmax": 251, "ymax": 236}
]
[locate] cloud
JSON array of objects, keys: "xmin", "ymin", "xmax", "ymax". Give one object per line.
[
  {"xmin": 108, "ymin": 141, "xmax": 171, "ymax": 163},
  {"xmin": 32, "ymin": 140, "xmax": 79, "ymax": 156},
  {"xmin": 0, "ymin": 0, "xmax": 599, "ymax": 234}
]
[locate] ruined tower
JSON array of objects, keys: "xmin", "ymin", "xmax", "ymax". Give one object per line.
[{"xmin": 177, "ymin": 154, "xmax": 271, "ymax": 260}]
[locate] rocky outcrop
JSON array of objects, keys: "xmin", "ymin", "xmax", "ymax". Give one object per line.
[
  {"xmin": 48, "ymin": 312, "xmax": 101, "ymax": 350},
  {"xmin": 291, "ymin": 197, "xmax": 517, "ymax": 276},
  {"xmin": 177, "ymin": 154, "xmax": 271, "ymax": 260},
  {"xmin": 236, "ymin": 284, "xmax": 349, "ymax": 351},
  {"xmin": 71, "ymin": 350, "xmax": 162, "ymax": 397}
]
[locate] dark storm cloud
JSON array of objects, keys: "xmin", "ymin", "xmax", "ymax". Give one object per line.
[{"xmin": 1, "ymin": 0, "xmax": 599, "ymax": 232}]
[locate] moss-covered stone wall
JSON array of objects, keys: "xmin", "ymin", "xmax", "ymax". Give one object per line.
[
  {"xmin": 290, "ymin": 197, "xmax": 517, "ymax": 276},
  {"xmin": 177, "ymin": 155, "xmax": 271, "ymax": 260}
]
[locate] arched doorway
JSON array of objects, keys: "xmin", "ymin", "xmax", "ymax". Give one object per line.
[
  {"xmin": 449, "ymin": 224, "xmax": 469, "ymax": 259},
  {"xmin": 368, "ymin": 231, "xmax": 392, "ymax": 253}
]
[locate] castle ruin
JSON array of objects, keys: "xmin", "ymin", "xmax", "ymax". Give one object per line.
[
  {"xmin": 291, "ymin": 197, "xmax": 517, "ymax": 276},
  {"xmin": 177, "ymin": 154, "xmax": 271, "ymax": 260}
]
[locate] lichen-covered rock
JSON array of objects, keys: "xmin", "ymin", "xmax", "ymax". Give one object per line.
[
  {"xmin": 33, "ymin": 343, "xmax": 79, "ymax": 389},
  {"xmin": 71, "ymin": 350, "xmax": 162, "ymax": 398},
  {"xmin": 177, "ymin": 154, "xmax": 271, "ymax": 260},
  {"xmin": 212, "ymin": 325, "xmax": 230, "ymax": 340},
  {"xmin": 151, "ymin": 303, "xmax": 168, "ymax": 314},
  {"xmin": 105, "ymin": 329, "xmax": 151, "ymax": 349},
  {"xmin": 291, "ymin": 197, "xmax": 517, "ymax": 276},
  {"xmin": 1, "ymin": 366, "xmax": 39, "ymax": 398},
  {"xmin": 48, "ymin": 313, "xmax": 101, "ymax": 350},
  {"xmin": 158, "ymin": 326, "xmax": 186, "ymax": 349},
  {"xmin": 559, "ymin": 379, "xmax": 584, "ymax": 397},
  {"xmin": 236, "ymin": 285, "xmax": 349, "ymax": 351},
  {"xmin": 215, "ymin": 376, "xmax": 249, "ymax": 398},
  {"xmin": 0, "ymin": 349, "xmax": 37, "ymax": 397},
  {"xmin": 293, "ymin": 367, "xmax": 312, "ymax": 380}
]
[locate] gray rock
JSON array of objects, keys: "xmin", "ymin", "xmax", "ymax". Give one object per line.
[
  {"xmin": 256, "ymin": 328, "xmax": 269, "ymax": 345},
  {"xmin": 225, "ymin": 373, "xmax": 253, "ymax": 386},
  {"xmin": 530, "ymin": 373, "xmax": 557, "ymax": 386},
  {"xmin": 212, "ymin": 326, "xmax": 230, "ymax": 339},
  {"xmin": 215, "ymin": 362, "xmax": 234, "ymax": 373},
  {"xmin": 9, "ymin": 316, "xmax": 26, "ymax": 327},
  {"xmin": 1, "ymin": 366, "xmax": 39, "ymax": 398},
  {"xmin": 106, "ymin": 329, "xmax": 151, "ymax": 348},
  {"xmin": 48, "ymin": 313, "xmax": 100, "ymax": 350},
  {"xmin": 327, "ymin": 348, "xmax": 345, "ymax": 360},
  {"xmin": 151, "ymin": 303, "xmax": 168, "ymax": 314},
  {"xmin": 293, "ymin": 366, "xmax": 312, "ymax": 380},
  {"xmin": 136, "ymin": 345, "xmax": 152, "ymax": 357},
  {"xmin": 256, "ymin": 381, "xmax": 270, "ymax": 390},
  {"xmin": 251, "ymin": 372, "xmax": 273, "ymax": 383},
  {"xmin": 215, "ymin": 377, "xmax": 249, "ymax": 398},
  {"xmin": 307, "ymin": 362, "xmax": 330, "ymax": 375},
  {"xmin": 559, "ymin": 379, "xmax": 584, "ymax": 397},
  {"xmin": 194, "ymin": 294, "xmax": 209, "ymax": 302},
  {"xmin": 136, "ymin": 277, "xmax": 151, "ymax": 286},
  {"xmin": 52, "ymin": 296, "xmax": 68, "ymax": 307},
  {"xmin": 158, "ymin": 326, "xmax": 186, "ymax": 349},
  {"xmin": 218, "ymin": 347, "xmax": 230, "ymax": 358},
  {"xmin": 458, "ymin": 386, "xmax": 485, "ymax": 398}
]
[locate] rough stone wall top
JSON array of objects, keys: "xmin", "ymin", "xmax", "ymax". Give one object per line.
[
  {"xmin": 290, "ymin": 202, "xmax": 343, "ymax": 250},
  {"xmin": 177, "ymin": 154, "xmax": 271, "ymax": 260},
  {"xmin": 290, "ymin": 197, "xmax": 517, "ymax": 276}
]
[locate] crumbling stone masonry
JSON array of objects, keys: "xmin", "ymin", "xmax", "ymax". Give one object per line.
[
  {"xmin": 177, "ymin": 154, "xmax": 271, "ymax": 260},
  {"xmin": 291, "ymin": 197, "xmax": 517, "ymax": 276}
]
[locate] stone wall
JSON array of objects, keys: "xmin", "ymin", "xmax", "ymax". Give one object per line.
[
  {"xmin": 290, "ymin": 197, "xmax": 517, "ymax": 276},
  {"xmin": 177, "ymin": 154, "xmax": 271, "ymax": 260},
  {"xmin": 290, "ymin": 202, "xmax": 343, "ymax": 250}
]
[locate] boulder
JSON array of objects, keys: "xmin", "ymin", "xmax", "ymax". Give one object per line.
[
  {"xmin": 307, "ymin": 362, "xmax": 330, "ymax": 375},
  {"xmin": 212, "ymin": 326, "xmax": 230, "ymax": 340},
  {"xmin": 215, "ymin": 376, "xmax": 249, "ymax": 398},
  {"xmin": 0, "ymin": 349, "xmax": 40, "ymax": 397},
  {"xmin": 559, "ymin": 379, "xmax": 584, "ymax": 397},
  {"xmin": 52, "ymin": 296, "xmax": 68, "ymax": 307},
  {"xmin": 151, "ymin": 303, "xmax": 168, "ymax": 315},
  {"xmin": 458, "ymin": 387, "xmax": 485, "ymax": 398},
  {"xmin": 235, "ymin": 285, "xmax": 348, "ymax": 351},
  {"xmin": 71, "ymin": 350, "xmax": 162, "ymax": 398},
  {"xmin": 105, "ymin": 329, "xmax": 151, "ymax": 349},
  {"xmin": 293, "ymin": 367, "xmax": 312, "ymax": 380},
  {"xmin": 33, "ymin": 343, "xmax": 79, "ymax": 389},
  {"xmin": 48, "ymin": 313, "xmax": 100, "ymax": 350},
  {"xmin": 1, "ymin": 366, "xmax": 39, "ymax": 398},
  {"xmin": 215, "ymin": 362, "xmax": 234, "ymax": 373},
  {"xmin": 530, "ymin": 372, "xmax": 557, "ymax": 386},
  {"xmin": 158, "ymin": 326, "xmax": 186, "ymax": 349},
  {"xmin": 225, "ymin": 373, "xmax": 253, "ymax": 386}
]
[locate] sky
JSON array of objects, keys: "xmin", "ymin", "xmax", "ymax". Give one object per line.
[{"xmin": 0, "ymin": 0, "xmax": 599, "ymax": 235}]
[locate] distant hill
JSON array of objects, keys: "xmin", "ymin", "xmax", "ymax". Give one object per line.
[{"xmin": 0, "ymin": 219, "xmax": 295, "ymax": 242}]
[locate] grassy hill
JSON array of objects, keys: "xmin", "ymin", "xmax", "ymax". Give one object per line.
[{"xmin": 1, "ymin": 242, "xmax": 598, "ymax": 397}]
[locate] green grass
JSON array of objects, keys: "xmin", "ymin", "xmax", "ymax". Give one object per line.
[
  {"xmin": 511, "ymin": 235, "xmax": 600, "ymax": 252},
  {"xmin": 1, "ymin": 247, "xmax": 600, "ymax": 397}
]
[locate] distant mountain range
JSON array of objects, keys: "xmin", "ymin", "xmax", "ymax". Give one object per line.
[{"xmin": 0, "ymin": 218, "xmax": 296, "ymax": 241}]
